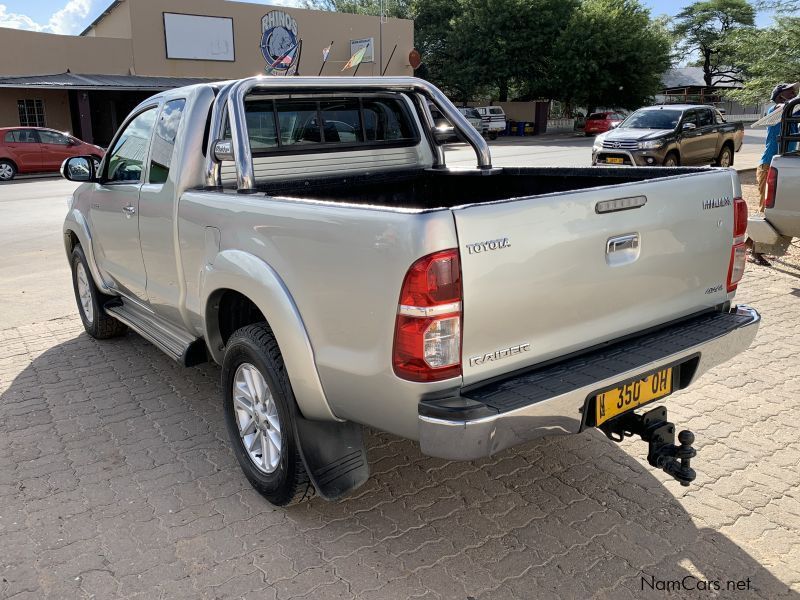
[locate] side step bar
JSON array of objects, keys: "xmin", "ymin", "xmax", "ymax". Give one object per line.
[{"xmin": 105, "ymin": 300, "xmax": 207, "ymax": 366}]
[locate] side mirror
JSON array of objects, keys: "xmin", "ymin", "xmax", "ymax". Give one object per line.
[
  {"xmin": 61, "ymin": 156, "xmax": 95, "ymax": 182},
  {"xmin": 609, "ymin": 122, "xmax": 620, "ymax": 129},
  {"xmin": 432, "ymin": 126, "xmax": 460, "ymax": 144},
  {"xmin": 682, "ymin": 122, "xmax": 697, "ymax": 131}
]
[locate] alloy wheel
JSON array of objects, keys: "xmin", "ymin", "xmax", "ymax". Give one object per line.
[
  {"xmin": 0, "ymin": 163, "xmax": 13, "ymax": 180},
  {"xmin": 75, "ymin": 262, "xmax": 94, "ymax": 324},
  {"xmin": 232, "ymin": 363, "xmax": 282, "ymax": 474}
]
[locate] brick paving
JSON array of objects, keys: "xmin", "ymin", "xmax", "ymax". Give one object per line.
[{"xmin": 1, "ymin": 264, "xmax": 799, "ymax": 600}]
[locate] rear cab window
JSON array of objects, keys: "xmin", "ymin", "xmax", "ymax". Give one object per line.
[{"xmin": 224, "ymin": 95, "xmax": 417, "ymax": 155}]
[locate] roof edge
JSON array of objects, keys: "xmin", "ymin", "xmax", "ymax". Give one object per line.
[{"xmin": 79, "ymin": 0, "xmax": 123, "ymax": 36}]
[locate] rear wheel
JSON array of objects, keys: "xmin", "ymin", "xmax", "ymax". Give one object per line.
[
  {"xmin": 714, "ymin": 145, "xmax": 733, "ymax": 168},
  {"xmin": 70, "ymin": 244, "xmax": 127, "ymax": 339},
  {"xmin": 0, "ymin": 159, "xmax": 16, "ymax": 181},
  {"xmin": 663, "ymin": 152, "xmax": 679, "ymax": 167},
  {"xmin": 222, "ymin": 323, "xmax": 313, "ymax": 506},
  {"xmin": 488, "ymin": 131, "xmax": 498, "ymax": 140}
]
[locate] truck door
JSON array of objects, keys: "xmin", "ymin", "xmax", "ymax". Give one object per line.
[
  {"xmin": 678, "ymin": 110, "xmax": 702, "ymax": 164},
  {"xmin": 86, "ymin": 106, "xmax": 158, "ymax": 301},
  {"xmin": 138, "ymin": 98, "xmax": 187, "ymax": 325},
  {"xmin": 695, "ymin": 107, "xmax": 719, "ymax": 163}
]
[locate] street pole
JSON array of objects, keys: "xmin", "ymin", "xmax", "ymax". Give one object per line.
[{"xmin": 379, "ymin": 0, "xmax": 384, "ymax": 75}]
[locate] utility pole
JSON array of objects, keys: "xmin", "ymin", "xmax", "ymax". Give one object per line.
[{"xmin": 379, "ymin": 0, "xmax": 385, "ymax": 75}]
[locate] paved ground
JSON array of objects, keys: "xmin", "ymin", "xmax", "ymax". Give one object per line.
[{"xmin": 2, "ymin": 142, "xmax": 799, "ymax": 599}]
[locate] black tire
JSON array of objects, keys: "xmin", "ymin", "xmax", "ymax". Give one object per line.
[
  {"xmin": 663, "ymin": 152, "xmax": 680, "ymax": 167},
  {"xmin": 488, "ymin": 131, "xmax": 498, "ymax": 140},
  {"xmin": 0, "ymin": 159, "xmax": 17, "ymax": 181},
  {"xmin": 222, "ymin": 323, "xmax": 313, "ymax": 506},
  {"xmin": 713, "ymin": 144, "xmax": 734, "ymax": 167},
  {"xmin": 70, "ymin": 244, "xmax": 128, "ymax": 339}
]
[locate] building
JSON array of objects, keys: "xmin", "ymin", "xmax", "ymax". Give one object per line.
[
  {"xmin": 0, "ymin": 0, "xmax": 414, "ymax": 145},
  {"xmin": 658, "ymin": 67, "xmax": 743, "ymax": 105}
]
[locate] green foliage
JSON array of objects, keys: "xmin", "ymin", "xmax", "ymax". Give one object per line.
[
  {"xmin": 671, "ymin": 0, "xmax": 755, "ymax": 86},
  {"xmin": 303, "ymin": 0, "xmax": 413, "ymax": 18},
  {"xmin": 724, "ymin": 17, "xmax": 800, "ymax": 104},
  {"xmin": 553, "ymin": 0, "xmax": 672, "ymax": 111}
]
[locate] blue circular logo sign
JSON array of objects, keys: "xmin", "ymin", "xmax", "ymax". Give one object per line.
[{"xmin": 260, "ymin": 11, "xmax": 299, "ymax": 69}]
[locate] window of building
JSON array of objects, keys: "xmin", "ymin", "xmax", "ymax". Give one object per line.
[
  {"xmin": 18, "ymin": 99, "xmax": 46, "ymax": 127},
  {"xmin": 149, "ymin": 99, "xmax": 186, "ymax": 184}
]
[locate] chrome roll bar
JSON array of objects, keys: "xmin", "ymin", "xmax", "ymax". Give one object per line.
[{"xmin": 204, "ymin": 76, "xmax": 493, "ymax": 191}]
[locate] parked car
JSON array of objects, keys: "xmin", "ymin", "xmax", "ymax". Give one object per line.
[
  {"xmin": 475, "ymin": 106, "xmax": 506, "ymax": 139},
  {"xmin": 457, "ymin": 106, "xmax": 486, "ymax": 135},
  {"xmin": 592, "ymin": 104, "xmax": 744, "ymax": 167},
  {"xmin": 61, "ymin": 77, "xmax": 759, "ymax": 506},
  {"xmin": 748, "ymin": 96, "xmax": 800, "ymax": 258},
  {"xmin": 0, "ymin": 127, "xmax": 104, "ymax": 181},
  {"xmin": 584, "ymin": 111, "xmax": 626, "ymax": 136}
]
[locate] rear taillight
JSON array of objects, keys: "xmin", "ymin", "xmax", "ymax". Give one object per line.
[
  {"xmin": 727, "ymin": 197, "xmax": 748, "ymax": 292},
  {"xmin": 765, "ymin": 166, "xmax": 778, "ymax": 209},
  {"xmin": 393, "ymin": 249, "xmax": 462, "ymax": 382}
]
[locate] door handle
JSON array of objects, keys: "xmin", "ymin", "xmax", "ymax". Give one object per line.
[{"xmin": 122, "ymin": 205, "xmax": 136, "ymax": 215}]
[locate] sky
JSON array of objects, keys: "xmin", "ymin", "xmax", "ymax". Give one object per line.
[{"xmin": 0, "ymin": 0, "xmax": 778, "ymax": 35}]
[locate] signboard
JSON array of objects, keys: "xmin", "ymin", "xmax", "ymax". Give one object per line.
[
  {"xmin": 350, "ymin": 38, "xmax": 374, "ymax": 63},
  {"xmin": 260, "ymin": 10, "xmax": 299, "ymax": 70},
  {"xmin": 163, "ymin": 13, "xmax": 234, "ymax": 61}
]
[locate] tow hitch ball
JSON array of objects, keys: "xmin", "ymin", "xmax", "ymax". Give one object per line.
[{"xmin": 600, "ymin": 406, "xmax": 697, "ymax": 486}]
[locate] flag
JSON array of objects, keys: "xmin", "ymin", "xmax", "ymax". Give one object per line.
[
  {"xmin": 265, "ymin": 41, "xmax": 299, "ymax": 74},
  {"xmin": 341, "ymin": 46, "xmax": 366, "ymax": 72},
  {"xmin": 322, "ymin": 44, "xmax": 331, "ymax": 62}
]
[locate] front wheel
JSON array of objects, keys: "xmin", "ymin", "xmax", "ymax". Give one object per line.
[
  {"xmin": 663, "ymin": 152, "xmax": 679, "ymax": 167},
  {"xmin": 222, "ymin": 323, "xmax": 313, "ymax": 506},
  {"xmin": 70, "ymin": 244, "xmax": 127, "ymax": 339},
  {"xmin": 488, "ymin": 131, "xmax": 498, "ymax": 140}
]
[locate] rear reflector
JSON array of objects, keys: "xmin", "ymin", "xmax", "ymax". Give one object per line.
[
  {"xmin": 727, "ymin": 243, "xmax": 746, "ymax": 292},
  {"xmin": 393, "ymin": 250, "xmax": 462, "ymax": 382},
  {"xmin": 765, "ymin": 166, "xmax": 778, "ymax": 209},
  {"xmin": 733, "ymin": 196, "xmax": 747, "ymax": 243}
]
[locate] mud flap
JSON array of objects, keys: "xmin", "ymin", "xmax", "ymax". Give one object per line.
[{"xmin": 291, "ymin": 409, "xmax": 369, "ymax": 501}]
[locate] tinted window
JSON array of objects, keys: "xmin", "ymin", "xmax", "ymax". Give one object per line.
[
  {"xmin": 489, "ymin": 108, "xmax": 504, "ymax": 115},
  {"xmin": 363, "ymin": 98, "xmax": 414, "ymax": 141},
  {"xmin": 245, "ymin": 99, "xmax": 278, "ymax": 151},
  {"xmin": 149, "ymin": 99, "xmax": 186, "ymax": 184},
  {"xmin": 276, "ymin": 100, "xmax": 320, "ymax": 146},
  {"xmin": 5, "ymin": 129, "xmax": 39, "ymax": 143},
  {"xmin": 697, "ymin": 108, "xmax": 714, "ymax": 127},
  {"xmin": 38, "ymin": 130, "xmax": 69, "ymax": 145},
  {"xmin": 321, "ymin": 100, "xmax": 363, "ymax": 143},
  {"xmin": 587, "ymin": 113, "xmax": 606, "ymax": 120},
  {"xmin": 682, "ymin": 110, "xmax": 699, "ymax": 127},
  {"xmin": 106, "ymin": 107, "xmax": 157, "ymax": 183},
  {"xmin": 620, "ymin": 109, "xmax": 682, "ymax": 129}
]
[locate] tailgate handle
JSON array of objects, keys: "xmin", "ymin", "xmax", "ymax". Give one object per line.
[{"xmin": 606, "ymin": 233, "xmax": 640, "ymax": 266}]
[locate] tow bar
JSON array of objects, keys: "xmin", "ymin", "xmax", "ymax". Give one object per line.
[{"xmin": 600, "ymin": 406, "xmax": 697, "ymax": 486}]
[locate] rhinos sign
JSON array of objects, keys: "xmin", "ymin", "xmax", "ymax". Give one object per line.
[{"xmin": 260, "ymin": 10, "xmax": 299, "ymax": 70}]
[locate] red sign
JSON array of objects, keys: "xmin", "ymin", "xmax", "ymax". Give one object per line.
[{"xmin": 409, "ymin": 49, "xmax": 421, "ymax": 70}]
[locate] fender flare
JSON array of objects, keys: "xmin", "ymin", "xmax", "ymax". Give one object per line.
[
  {"xmin": 201, "ymin": 250, "xmax": 338, "ymax": 422},
  {"xmin": 63, "ymin": 209, "xmax": 114, "ymax": 294}
]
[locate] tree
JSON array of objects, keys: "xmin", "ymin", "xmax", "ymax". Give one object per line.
[
  {"xmin": 672, "ymin": 0, "xmax": 755, "ymax": 87},
  {"xmin": 303, "ymin": 0, "xmax": 412, "ymax": 18},
  {"xmin": 553, "ymin": 0, "xmax": 672, "ymax": 112},
  {"xmin": 724, "ymin": 17, "xmax": 800, "ymax": 104}
]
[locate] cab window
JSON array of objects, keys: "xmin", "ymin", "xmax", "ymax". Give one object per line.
[
  {"xmin": 105, "ymin": 107, "xmax": 157, "ymax": 183},
  {"xmin": 149, "ymin": 99, "xmax": 186, "ymax": 184},
  {"xmin": 697, "ymin": 108, "xmax": 714, "ymax": 127}
]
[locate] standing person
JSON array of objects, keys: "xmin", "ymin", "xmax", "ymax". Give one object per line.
[{"xmin": 757, "ymin": 82, "xmax": 798, "ymax": 212}]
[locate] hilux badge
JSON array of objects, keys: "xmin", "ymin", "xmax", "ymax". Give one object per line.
[{"xmin": 702, "ymin": 196, "xmax": 731, "ymax": 210}]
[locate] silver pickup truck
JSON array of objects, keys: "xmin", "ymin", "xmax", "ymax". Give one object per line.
[
  {"xmin": 748, "ymin": 97, "xmax": 800, "ymax": 258},
  {"xmin": 61, "ymin": 77, "xmax": 760, "ymax": 506}
]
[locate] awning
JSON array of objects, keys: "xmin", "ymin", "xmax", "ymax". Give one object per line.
[{"xmin": 0, "ymin": 72, "xmax": 215, "ymax": 92}]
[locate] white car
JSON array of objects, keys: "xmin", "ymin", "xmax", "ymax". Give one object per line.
[
  {"xmin": 475, "ymin": 106, "xmax": 507, "ymax": 139},
  {"xmin": 457, "ymin": 107, "xmax": 486, "ymax": 135}
]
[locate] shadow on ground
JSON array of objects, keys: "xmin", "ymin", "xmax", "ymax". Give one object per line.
[{"xmin": 0, "ymin": 324, "xmax": 796, "ymax": 599}]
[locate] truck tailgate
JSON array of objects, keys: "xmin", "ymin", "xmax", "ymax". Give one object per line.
[{"xmin": 453, "ymin": 170, "xmax": 737, "ymax": 385}]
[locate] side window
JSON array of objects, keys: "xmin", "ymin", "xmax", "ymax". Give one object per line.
[
  {"xmin": 38, "ymin": 130, "xmax": 70, "ymax": 145},
  {"xmin": 697, "ymin": 108, "xmax": 714, "ymax": 127},
  {"xmin": 276, "ymin": 100, "xmax": 320, "ymax": 146},
  {"xmin": 681, "ymin": 110, "xmax": 698, "ymax": 128},
  {"xmin": 321, "ymin": 100, "xmax": 363, "ymax": 143},
  {"xmin": 105, "ymin": 107, "xmax": 157, "ymax": 184},
  {"xmin": 714, "ymin": 110, "xmax": 726, "ymax": 124},
  {"xmin": 149, "ymin": 99, "xmax": 186, "ymax": 184},
  {"xmin": 363, "ymin": 98, "xmax": 414, "ymax": 141},
  {"xmin": 5, "ymin": 129, "xmax": 39, "ymax": 143}
]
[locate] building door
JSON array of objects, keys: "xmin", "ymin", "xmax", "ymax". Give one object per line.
[{"xmin": 86, "ymin": 106, "xmax": 157, "ymax": 301}]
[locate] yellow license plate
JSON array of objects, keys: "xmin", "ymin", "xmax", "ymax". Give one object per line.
[
  {"xmin": 595, "ymin": 368, "xmax": 673, "ymax": 426},
  {"xmin": 606, "ymin": 157, "xmax": 624, "ymax": 164}
]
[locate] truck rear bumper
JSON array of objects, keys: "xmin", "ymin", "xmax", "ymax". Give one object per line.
[{"xmin": 418, "ymin": 305, "xmax": 760, "ymax": 460}]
